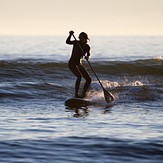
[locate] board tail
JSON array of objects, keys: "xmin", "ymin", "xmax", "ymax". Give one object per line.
[{"xmin": 65, "ymin": 98, "xmax": 92, "ymax": 108}]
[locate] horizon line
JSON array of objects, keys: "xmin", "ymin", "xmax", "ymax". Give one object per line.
[{"xmin": 0, "ymin": 34, "xmax": 163, "ymax": 37}]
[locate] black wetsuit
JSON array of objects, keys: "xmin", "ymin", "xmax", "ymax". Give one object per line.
[{"xmin": 66, "ymin": 36, "xmax": 91, "ymax": 97}]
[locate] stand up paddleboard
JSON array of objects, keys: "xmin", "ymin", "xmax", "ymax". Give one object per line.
[{"xmin": 65, "ymin": 98, "xmax": 92, "ymax": 108}]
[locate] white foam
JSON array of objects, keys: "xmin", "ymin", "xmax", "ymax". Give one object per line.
[
  {"xmin": 86, "ymin": 81, "xmax": 117, "ymax": 103},
  {"xmin": 153, "ymin": 56, "xmax": 163, "ymax": 61}
]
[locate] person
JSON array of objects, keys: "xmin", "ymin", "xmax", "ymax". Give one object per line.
[{"xmin": 66, "ymin": 31, "xmax": 92, "ymax": 98}]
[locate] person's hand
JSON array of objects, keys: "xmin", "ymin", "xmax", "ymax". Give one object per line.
[
  {"xmin": 69, "ymin": 30, "xmax": 74, "ymax": 35},
  {"xmin": 85, "ymin": 56, "xmax": 89, "ymax": 60}
]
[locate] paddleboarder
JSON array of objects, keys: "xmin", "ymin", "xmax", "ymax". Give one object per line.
[{"xmin": 66, "ymin": 31, "xmax": 92, "ymax": 98}]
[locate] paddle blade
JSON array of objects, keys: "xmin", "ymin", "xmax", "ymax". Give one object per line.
[{"xmin": 103, "ymin": 88, "xmax": 114, "ymax": 103}]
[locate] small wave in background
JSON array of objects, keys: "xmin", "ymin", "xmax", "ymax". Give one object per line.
[{"xmin": 0, "ymin": 58, "xmax": 162, "ymax": 103}]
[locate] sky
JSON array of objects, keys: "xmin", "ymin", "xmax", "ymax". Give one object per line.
[{"xmin": 0, "ymin": 0, "xmax": 163, "ymax": 35}]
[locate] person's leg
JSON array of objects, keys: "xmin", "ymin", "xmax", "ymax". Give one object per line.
[
  {"xmin": 78, "ymin": 65, "xmax": 91, "ymax": 97},
  {"xmin": 75, "ymin": 76, "xmax": 81, "ymax": 97},
  {"xmin": 68, "ymin": 64, "xmax": 82, "ymax": 97}
]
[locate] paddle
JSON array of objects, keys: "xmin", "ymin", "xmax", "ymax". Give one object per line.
[{"xmin": 72, "ymin": 34, "xmax": 114, "ymax": 103}]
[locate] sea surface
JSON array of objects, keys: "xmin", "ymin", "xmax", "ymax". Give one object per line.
[{"xmin": 0, "ymin": 35, "xmax": 163, "ymax": 163}]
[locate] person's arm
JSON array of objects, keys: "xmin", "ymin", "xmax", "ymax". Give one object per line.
[
  {"xmin": 85, "ymin": 45, "xmax": 90, "ymax": 60},
  {"xmin": 66, "ymin": 31, "xmax": 75, "ymax": 45}
]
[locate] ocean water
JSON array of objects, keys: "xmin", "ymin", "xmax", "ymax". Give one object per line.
[{"xmin": 0, "ymin": 35, "xmax": 163, "ymax": 163}]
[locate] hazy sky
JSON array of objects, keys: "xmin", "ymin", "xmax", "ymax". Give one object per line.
[{"xmin": 0, "ymin": 0, "xmax": 163, "ymax": 35}]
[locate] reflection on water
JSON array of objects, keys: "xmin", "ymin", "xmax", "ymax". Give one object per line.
[{"xmin": 0, "ymin": 100, "xmax": 163, "ymax": 162}]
